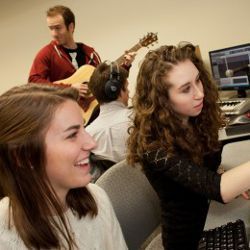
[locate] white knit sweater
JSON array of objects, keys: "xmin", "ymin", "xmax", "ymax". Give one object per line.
[{"xmin": 0, "ymin": 184, "xmax": 127, "ymax": 250}]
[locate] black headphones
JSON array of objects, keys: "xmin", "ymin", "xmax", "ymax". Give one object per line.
[{"xmin": 104, "ymin": 62, "xmax": 122, "ymax": 100}]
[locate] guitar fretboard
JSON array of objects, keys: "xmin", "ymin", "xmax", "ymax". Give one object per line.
[
  {"xmin": 114, "ymin": 32, "xmax": 158, "ymax": 65},
  {"xmin": 116, "ymin": 43, "xmax": 142, "ymax": 65}
]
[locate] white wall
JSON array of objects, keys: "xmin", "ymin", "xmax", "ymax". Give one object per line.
[{"xmin": 1, "ymin": 0, "xmax": 250, "ymax": 95}]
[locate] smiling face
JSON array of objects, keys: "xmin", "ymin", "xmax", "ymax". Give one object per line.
[
  {"xmin": 45, "ymin": 100, "xmax": 96, "ymax": 202},
  {"xmin": 47, "ymin": 14, "xmax": 74, "ymax": 47},
  {"xmin": 166, "ymin": 59, "xmax": 204, "ymax": 123}
]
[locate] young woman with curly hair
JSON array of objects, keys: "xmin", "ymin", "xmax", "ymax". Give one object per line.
[{"xmin": 127, "ymin": 43, "xmax": 250, "ymax": 250}]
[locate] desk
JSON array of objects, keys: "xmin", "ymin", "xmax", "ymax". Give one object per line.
[{"xmin": 204, "ymin": 140, "xmax": 250, "ymax": 241}]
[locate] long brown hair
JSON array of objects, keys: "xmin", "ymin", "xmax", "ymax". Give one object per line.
[
  {"xmin": 127, "ymin": 43, "xmax": 226, "ymax": 165},
  {"xmin": 0, "ymin": 84, "xmax": 97, "ymax": 249}
]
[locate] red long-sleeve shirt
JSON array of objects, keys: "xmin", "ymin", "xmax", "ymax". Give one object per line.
[{"xmin": 28, "ymin": 40, "xmax": 101, "ymax": 84}]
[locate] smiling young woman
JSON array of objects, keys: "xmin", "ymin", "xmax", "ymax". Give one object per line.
[{"xmin": 0, "ymin": 84, "xmax": 127, "ymax": 250}]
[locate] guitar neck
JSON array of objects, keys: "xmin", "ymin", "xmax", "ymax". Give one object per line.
[{"xmin": 115, "ymin": 43, "xmax": 142, "ymax": 65}]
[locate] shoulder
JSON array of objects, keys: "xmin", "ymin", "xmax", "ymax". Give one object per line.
[
  {"xmin": 114, "ymin": 107, "xmax": 132, "ymax": 130},
  {"xmin": 87, "ymin": 183, "xmax": 110, "ymax": 205},
  {"xmin": 0, "ymin": 197, "xmax": 12, "ymax": 235},
  {"xmin": 119, "ymin": 106, "xmax": 133, "ymax": 118},
  {"xmin": 78, "ymin": 42, "xmax": 96, "ymax": 53},
  {"xmin": 0, "ymin": 198, "xmax": 24, "ymax": 249},
  {"xmin": 71, "ymin": 184, "xmax": 127, "ymax": 249},
  {"xmin": 86, "ymin": 107, "xmax": 131, "ymax": 134},
  {"xmin": 77, "ymin": 42, "xmax": 101, "ymax": 65},
  {"xmin": 40, "ymin": 41, "xmax": 55, "ymax": 51},
  {"xmin": 142, "ymin": 148, "xmax": 177, "ymax": 172},
  {"xmin": 86, "ymin": 184, "xmax": 116, "ymax": 223},
  {"xmin": 144, "ymin": 148, "xmax": 169, "ymax": 162},
  {"xmin": 34, "ymin": 41, "xmax": 55, "ymax": 58},
  {"xmin": 87, "ymin": 184, "xmax": 116, "ymax": 215},
  {"xmin": 0, "ymin": 197, "xmax": 9, "ymax": 222}
]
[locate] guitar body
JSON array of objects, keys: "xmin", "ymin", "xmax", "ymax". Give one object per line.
[
  {"xmin": 55, "ymin": 64, "xmax": 96, "ymax": 85},
  {"xmin": 55, "ymin": 65, "xmax": 98, "ymax": 126},
  {"xmin": 55, "ymin": 32, "xmax": 158, "ymax": 125},
  {"xmin": 80, "ymin": 98, "xmax": 99, "ymax": 124}
]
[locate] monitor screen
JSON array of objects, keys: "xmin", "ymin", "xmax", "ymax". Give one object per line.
[{"xmin": 209, "ymin": 43, "xmax": 250, "ymax": 97}]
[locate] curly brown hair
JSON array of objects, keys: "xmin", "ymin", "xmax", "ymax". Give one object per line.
[{"xmin": 127, "ymin": 43, "xmax": 226, "ymax": 165}]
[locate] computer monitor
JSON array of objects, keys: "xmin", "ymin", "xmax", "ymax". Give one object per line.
[{"xmin": 209, "ymin": 43, "xmax": 250, "ymax": 98}]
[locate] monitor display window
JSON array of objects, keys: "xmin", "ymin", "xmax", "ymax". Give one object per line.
[{"xmin": 209, "ymin": 43, "xmax": 250, "ymax": 97}]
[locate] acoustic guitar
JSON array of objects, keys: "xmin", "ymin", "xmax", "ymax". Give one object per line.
[{"xmin": 55, "ymin": 32, "xmax": 158, "ymax": 125}]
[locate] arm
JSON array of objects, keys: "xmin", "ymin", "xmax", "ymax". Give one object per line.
[
  {"xmin": 221, "ymin": 161, "xmax": 250, "ymax": 203},
  {"xmin": 28, "ymin": 44, "xmax": 73, "ymax": 86},
  {"xmin": 28, "ymin": 49, "xmax": 52, "ymax": 83},
  {"xmin": 144, "ymin": 149, "xmax": 223, "ymax": 202},
  {"xmin": 144, "ymin": 148, "xmax": 250, "ymax": 203}
]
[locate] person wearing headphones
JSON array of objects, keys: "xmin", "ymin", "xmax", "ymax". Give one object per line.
[{"xmin": 86, "ymin": 62, "xmax": 132, "ymax": 164}]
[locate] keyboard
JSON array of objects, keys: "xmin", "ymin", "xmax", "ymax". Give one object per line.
[
  {"xmin": 219, "ymin": 98, "xmax": 250, "ymax": 115},
  {"xmin": 198, "ymin": 219, "xmax": 249, "ymax": 250}
]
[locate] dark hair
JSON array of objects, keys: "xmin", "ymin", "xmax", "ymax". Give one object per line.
[
  {"xmin": 47, "ymin": 5, "xmax": 75, "ymax": 29},
  {"xmin": 2, "ymin": 83, "xmax": 79, "ymax": 100},
  {"xmin": 0, "ymin": 84, "xmax": 97, "ymax": 249},
  {"xmin": 0, "ymin": 184, "xmax": 3, "ymax": 199},
  {"xmin": 88, "ymin": 62, "xmax": 129, "ymax": 104},
  {"xmin": 127, "ymin": 43, "xmax": 226, "ymax": 165}
]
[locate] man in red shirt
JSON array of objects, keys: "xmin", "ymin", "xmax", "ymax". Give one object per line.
[{"xmin": 28, "ymin": 5, "xmax": 135, "ymax": 125}]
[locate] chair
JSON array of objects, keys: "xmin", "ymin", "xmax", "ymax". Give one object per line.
[{"xmin": 96, "ymin": 159, "xmax": 162, "ymax": 250}]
